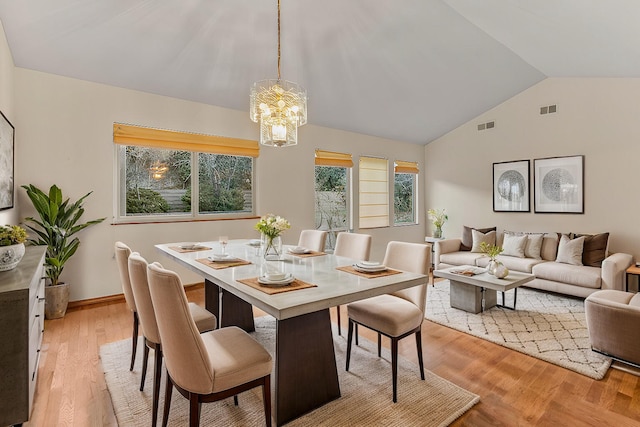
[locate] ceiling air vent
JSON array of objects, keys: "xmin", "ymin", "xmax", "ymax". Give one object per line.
[
  {"xmin": 540, "ymin": 104, "xmax": 557, "ymax": 115},
  {"xmin": 477, "ymin": 120, "xmax": 495, "ymax": 131}
]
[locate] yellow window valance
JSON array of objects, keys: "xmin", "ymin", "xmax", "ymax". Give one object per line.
[
  {"xmin": 394, "ymin": 160, "xmax": 419, "ymax": 174},
  {"xmin": 314, "ymin": 150, "xmax": 354, "ymax": 168},
  {"xmin": 113, "ymin": 123, "xmax": 259, "ymax": 158}
]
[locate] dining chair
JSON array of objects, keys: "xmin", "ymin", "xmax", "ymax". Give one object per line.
[
  {"xmin": 345, "ymin": 241, "xmax": 430, "ymax": 403},
  {"xmin": 297, "ymin": 229, "xmax": 328, "ymax": 253},
  {"xmin": 333, "ymin": 232, "xmax": 372, "ymax": 335},
  {"xmin": 115, "ymin": 241, "xmax": 139, "ymax": 372},
  {"xmin": 128, "ymin": 253, "xmax": 217, "ymax": 427},
  {"xmin": 147, "ymin": 262, "xmax": 273, "ymax": 427}
]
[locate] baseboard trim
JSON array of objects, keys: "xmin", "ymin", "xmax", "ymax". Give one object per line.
[{"xmin": 66, "ymin": 282, "xmax": 205, "ymax": 311}]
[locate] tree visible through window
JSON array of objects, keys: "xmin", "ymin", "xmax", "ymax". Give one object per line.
[
  {"xmin": 315, "ymin": 166, "xmax": 348, "ymax": 249},
  {"xmin": 394, "ymin": 172, "xmax": 416, "ymax": 224}
]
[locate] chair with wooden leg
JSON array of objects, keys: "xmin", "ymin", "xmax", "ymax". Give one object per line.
[
  {"xmin": 147, "ymin": 262, "xmax": 273, "ymax": 427},
  {"xmin": 345, "ymin": 241, "xmax": 430, "ymax": 402},
  {"xmin": 114, "ymin": 241, "xmax": 139, "ymax": 372},
  {"xmin": 297, "ymin": 229, "xmax": 328, "ymax": 253},
  {"xmin": 333, "ymin": 232, "xmax": 372, "ymax": 335},
  {"xmin": 128, "ymin": 253, "xmax": 217, "ymax": 427}
]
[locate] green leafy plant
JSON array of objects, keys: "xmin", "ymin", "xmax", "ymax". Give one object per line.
[
  {"xmin": 479, "ymin": 242, "xmax": 503, "ymax": 260},
  {"xmin": 22, "ymin": 184, "xmax": 106, "ymax": 286},
  {"xmin": 0, "ymin": 224, "xmax": 27, "ymax": 246}
]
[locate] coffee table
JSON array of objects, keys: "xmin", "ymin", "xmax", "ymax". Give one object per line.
[{"xmin": 434, "ymin": 265, "xmax": 534, "ymax": 313}]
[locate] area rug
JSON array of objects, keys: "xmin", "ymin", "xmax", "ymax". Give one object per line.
[
  {"xmin": 425, "ymin": 280, "xmax": 611, "ymax": 379},
  {"xmin": 100, "ymin": 316, "xmax": 479, "ymax": 426}
]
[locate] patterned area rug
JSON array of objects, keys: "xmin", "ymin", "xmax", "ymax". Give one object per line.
[
  {"xmin": 100, "ymin": 315, "xmax": 479, "ymax": 426},
  {"xmin": 425, "ymin": 280, "xmax": 611, "ymax": 379}
]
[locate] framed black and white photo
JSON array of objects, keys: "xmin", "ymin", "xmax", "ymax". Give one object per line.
[
  {"xmin": 0, "ymin": 110, "xmax": 14, "ymax": 211},
  {"xmin": 534, "ymin": 155, "xmax": 584, "ymax": 214},
  {"xmin": 493, "ymin": 160, "xmax": 530, "ymax": 212}
]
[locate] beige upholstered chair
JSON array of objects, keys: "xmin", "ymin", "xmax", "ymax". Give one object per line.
[
  {"xmin": 147, "ymin": 262, "xmax": 273, "ymax": 427},
  {"xmin": 115, "ymin": 241, "xmax": 139, "ymax": 371},
  {"xmin": 346, "ymin": 241, "xmax": 430, "ymax": 402},
  {"xmin": 585, "ymin": 289, "xmax": 640, "ymax": 367},
  {"xmin": 297, "ymin": 229, "xmax": 328, "ymax": 253},
  {"xmin": 128, "ymin": 253, "xmax": 217, "ymax": 427},
  {"xmin": 333, "ymin": 232, "xmax": 372, "ymax": 335}
]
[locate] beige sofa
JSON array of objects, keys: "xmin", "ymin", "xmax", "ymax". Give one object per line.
[{"xmin": 435, "ymin": 232, "xmax": 634, "ymax": 298}]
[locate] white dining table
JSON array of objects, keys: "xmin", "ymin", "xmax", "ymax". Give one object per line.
[{"xmin": 156, "ymin": 239, "xmax": 427, "ymax": 426}]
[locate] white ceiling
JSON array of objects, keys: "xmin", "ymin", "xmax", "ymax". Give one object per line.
[{"xmin": 1, "ymin": 0, "xmax": 639, "ymax": 144}]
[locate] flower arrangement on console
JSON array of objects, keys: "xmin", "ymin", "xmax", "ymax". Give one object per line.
[
  {"xmin": 255, "ymin": 214, "xmax": 291, "ymax": 259},
  {"xmin": 0, "ymin": 224, "xmax": 27, "ymax": 246},
  {"xmin": 0, "ymin": 225, "xmax": 28, "ymax": 271},
  {"xmin": 427, "ymin": 208, "xmax": 448, "ymax": 238}
]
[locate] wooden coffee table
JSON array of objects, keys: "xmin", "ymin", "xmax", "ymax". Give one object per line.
[{"xmin": 434, "ymin": 265, "xmax": 534, "ymax": 313}]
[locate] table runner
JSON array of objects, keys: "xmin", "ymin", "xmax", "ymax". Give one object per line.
[{"xmin": 237, "ymin": 277, "xmax": 317, "ymax": 295}]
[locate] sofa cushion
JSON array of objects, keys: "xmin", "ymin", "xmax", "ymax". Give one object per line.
[
  {"xmin": 502, "ymin": 233, "xmax": 527, "ymax": 258},
  {"xmin": 532, "ymin": 261, "xmax": 601, "ymax": 289},
  {"xmin": 476, "ymin": 255, "xmax": 546, "ymax": 273},
  {"xmin": 439, "ymin": 251, "xmax": 484, "ymax": 267},
  {"xmin": 540, "ymin": 232, "xmax": 560, "ymax": 261},
  {"xmin": 471, "ymin": 229, "xmax": 496, "ymax": 252},
  {"xmin": 574, "ymin": 232, "xmax": 609, "ymax": 267},
  {"xmin": 460, "ymin": 226, "xmax": 496, "ymax": 251},
  {"xmin": 556, "ymin": 234, "xmax": 585, "ymax": 266},
  {"xmin": 524, "ymin": 234, "xmax": 544, "ymax": 259}
]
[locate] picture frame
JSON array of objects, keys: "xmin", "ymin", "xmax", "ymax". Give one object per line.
[
  {"xmin": 0, "ymin": 110, "xmax": 15, "ymax": 211},
  {"xmin": 493, "ymin": 159, "xmax": 530, "ymax": 212},
  {"xmin": 534, "ymin": 155, "xmax": 584, "ymax": 214}
]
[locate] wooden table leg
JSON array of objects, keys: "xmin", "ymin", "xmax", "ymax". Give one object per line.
[
  {"xmin": 204, "ymin": 279, "xmax": 255, "ymax": 332},
  {"xmin": 275, "ymin": 309, "xmax": 340, "ymax": 426}
]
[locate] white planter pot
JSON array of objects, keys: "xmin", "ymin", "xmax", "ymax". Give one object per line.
[{"xmin": 0, "ymin": 243, "xmax": 26, "ymax": 271}]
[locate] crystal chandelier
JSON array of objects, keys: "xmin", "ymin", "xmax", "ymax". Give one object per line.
[{"xmin": 250, "ymin": 0, "xmax": 307, "ymax": 147}]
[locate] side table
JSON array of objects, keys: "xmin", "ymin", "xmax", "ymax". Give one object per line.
[
  {"xmin": 626, "ymin": 265, "xmax": 640, "ymax": 292},
  {"xmin": 425, "ymin": 236, "xmax": 444, "ymax": 286}
]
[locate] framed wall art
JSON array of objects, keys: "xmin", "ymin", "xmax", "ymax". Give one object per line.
[
  {"xmin": 0, "ymin": 110, "xmax": 14, "ymax": 211},
  {"xmin": 493, "ymin": 159, "xmax": 530, "ymax": 212},
  {"xmin": 534, "ymin": 155, "xmax": 584, "ymax": 214}
]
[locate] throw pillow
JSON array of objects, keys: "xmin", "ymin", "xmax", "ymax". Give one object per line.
[
  {"xmin": 555, "ymin": 234, "xmax": 585, "ymax": 266},
  {"xmin": 524, "ymin": 233, "xmax": 544, "ymax": 259},
  {"xmin": 470, "ymin": 229, "xmax": 496, "ymax": 253},
  {"xmin": 574, "ymin": 232, "xmax": 609, "ymax": 267},
  {"xmin": 461, "ymin": 226, "xmax": 497, "ymax": 251},
  {"xmin": 502, "ymin": 233, "xmax": 527, "ymax": 258}
]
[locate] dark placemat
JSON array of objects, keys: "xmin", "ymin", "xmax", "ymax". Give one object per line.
[
  {"xmin": 336, "ymin": 265, "xmax": 403, "ymax": 279},
  {"xmin": 287, "ymin": 250, "xmax": 327, "ymax": 258},
  {"xmin": 169, "ymin": 245, "xmax": 212, "ymax": 253},
  {"xmin": 195, "ymin": 258, "xmax": 252, "ymax": 270},
  {"xmin": 237, "ymin": 277, "xmax": 317, "ymax": 295}
]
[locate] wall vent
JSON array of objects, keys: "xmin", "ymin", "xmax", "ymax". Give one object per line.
[
  {"xmin": 540, "ymin": 104, "xmax": 557, "ymax": 115},
  {"xmin": 477, "ymin": 120, "xmax": 495, "ymax": 131}
]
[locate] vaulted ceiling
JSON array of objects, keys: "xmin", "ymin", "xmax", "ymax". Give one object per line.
[{"xmin": 1, "ymin": 0, "xmax": 639, "ymax": 144}]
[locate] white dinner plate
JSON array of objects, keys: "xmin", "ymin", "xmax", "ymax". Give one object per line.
[
  {"xmin": 208, "ymin": 254, "xmax": 237, "ymax": 262},
  {"xmin": 257, "ymin": 273, "xmax": 295, "ymax": 286},
  {"xmin": 180, "ymin": 243, "xmax": 207, "ymax": 250},
  {"xmin": 288, "ymin": 247, "xmax": 311, "ymax": 254},
  {"xmin": 353, "ymin": 263, "xmax": 387, "ymax": 273},
  {"xmin": 247, "ymin": 239, "xmax": 262, "ymax": 247}
]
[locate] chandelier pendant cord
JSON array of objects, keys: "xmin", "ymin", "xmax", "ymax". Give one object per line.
[{"xmin": 277, "ymin": 0, "xmax": 281, "ymax": 81}]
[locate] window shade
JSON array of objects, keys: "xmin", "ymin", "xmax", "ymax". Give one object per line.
[
  {"xmin": 315, "ymin": 150, "xmax": 354, "ymax": 167},
  {"xmin": 113, "ymin": 123, "xmax": 259, "ymax": 157},
  {"xmin": 359, "ymin": 157, "xmax": 389, "ymax": 228},
  {"xmin": 394, "ymin": 160, "xmax": 419, "ymax": 174}
]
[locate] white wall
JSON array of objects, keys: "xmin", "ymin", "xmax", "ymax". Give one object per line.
[
  {"xmin": 0, "ymin": 21, "xmax": 16, "ymax": 226},
  {"xmin": 14, "ymin": 68, "xmax": 425, "ymax": 301},
  {"xmin": 425, "ymin": 78, "xmax": 640, "ymax": 260}
]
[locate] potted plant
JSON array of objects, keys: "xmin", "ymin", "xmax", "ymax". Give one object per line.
[
  {"xmin": 22, "ymin": 184, "xmax": 105, "ymax": 319},
  {"xmin": 479, "ymin": 242, "xmax": 508, "ymax": 277},
  {"xmin": 254, "ymin": 214, "xmax": 290, "ymax": 260},
  {"xmin": 0, "ymin": 224, "xmax": 27, "ymax": 271}
]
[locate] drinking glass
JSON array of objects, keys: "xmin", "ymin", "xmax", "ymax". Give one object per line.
[{"xmin": 219, "ymin": 236, "xmax": 228, "ymax": 254}]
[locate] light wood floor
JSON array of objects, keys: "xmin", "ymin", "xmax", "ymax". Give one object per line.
[{"xmin": 27, "ymin": 285, "xmax": 640, "ymax": 427}]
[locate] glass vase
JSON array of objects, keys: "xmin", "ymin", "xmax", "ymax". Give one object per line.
[
  {"xmin": 433, "ymin": 226, "xmax": 443, "ymax": 239},
  {"xmin": 486, "ymin": 259, "xmax": 498, "ymax": 275},
  {"xmin": 262, "ymin": 234, "xmax": 283, "ymax": 261}
]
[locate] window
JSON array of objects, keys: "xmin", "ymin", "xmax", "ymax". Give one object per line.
[
  {"xmin": 314, "ymin": 150, "xmax": 352, "ymax": 249},
  {"xmin": 394, "ymin": 160, "xmax": 418, "ymax": 225},
  {"xmin": 359, "ymin": 156, "xmax": 389, "ymax": 229},
  {"xmin": 114, "ymin": 124, "xmax": 257, "ymax": 222}
]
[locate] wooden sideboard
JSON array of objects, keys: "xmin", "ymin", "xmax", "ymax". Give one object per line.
[{"xmin": 0, "ymin": 246, "xmax": 46, "ymax": 426}]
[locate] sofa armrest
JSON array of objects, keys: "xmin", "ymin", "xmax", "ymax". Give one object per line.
[
  {"xmin": 601, "ymin": 252, "xmax": 634, "ymax": 291},
  {"xmin": 434, "ymin": 239, "xmax": 462, "ymax": 269}
]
